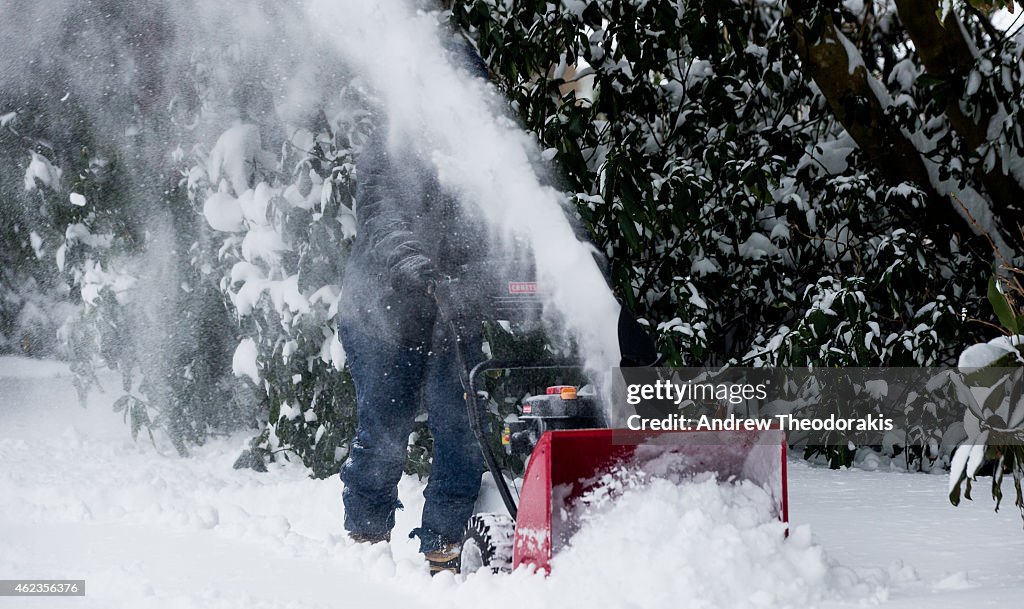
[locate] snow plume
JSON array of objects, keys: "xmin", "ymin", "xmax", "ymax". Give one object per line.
[
  {"xmin": 2, "ymin": 0, "xmax": 623, "ymax": 411},
  {"xmin": 307, "ymin": 0, "xmax": 623, "ymax": 398}
]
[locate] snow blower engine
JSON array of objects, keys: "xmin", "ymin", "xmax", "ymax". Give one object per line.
[{"xmin": 502, "ymin": 384, "xmax": 603, "ymax": 465}]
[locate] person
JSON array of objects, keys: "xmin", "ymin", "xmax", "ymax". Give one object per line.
[{"xmin": 335, "ymin": 37, "xmax": 491, "ymax": 574}]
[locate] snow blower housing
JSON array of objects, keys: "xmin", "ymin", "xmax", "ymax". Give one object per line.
[{"xmin": 435, "ymin": 261, "xmax": 788, "ymax": 575}]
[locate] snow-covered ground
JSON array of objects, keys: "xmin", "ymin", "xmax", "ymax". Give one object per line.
[{"xmin": 1, "ymin": 356, "xmax": 1022, "ymax": 609}]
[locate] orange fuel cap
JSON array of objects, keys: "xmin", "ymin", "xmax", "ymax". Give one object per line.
[{"xmin": 546, "ymin": 385, "xmax": 577, "ymax": 400}]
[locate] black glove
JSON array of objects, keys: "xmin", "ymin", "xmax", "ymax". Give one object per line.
[{"xmin": 390, "ymin": 251, "xmax": 437, "ymax": 294}]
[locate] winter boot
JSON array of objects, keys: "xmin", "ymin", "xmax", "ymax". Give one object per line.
[{"xmin": 424, "ymin": 543, "xmax": 461, "ymax": 575}]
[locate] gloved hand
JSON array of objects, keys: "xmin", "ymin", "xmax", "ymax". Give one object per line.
[{"xmin": 390, "ymin": 251, "xmax": 437, "ymax": 294}]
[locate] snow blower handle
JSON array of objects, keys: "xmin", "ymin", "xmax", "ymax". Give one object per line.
[
  {"xmin": 430, "ymin": 274, "xmax": 473, "ymax": 332},
  {"xmin": 429, "ymin": 267, "xmax": 583, "ymax": 520},
  {"xmin": 430, "ymin": 273, "xmax": 523, "ymax": 517}
]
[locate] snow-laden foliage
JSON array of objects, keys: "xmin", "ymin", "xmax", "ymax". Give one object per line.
[
  {"xmin": 949, "ymin": 266, "xmax": 1024, "ymax": 521},
  {"xmin": 0, "ymin": 2, "xmax": 364, "ymax": 468},
  {"xmin": 0, "ymin": 3, "xmax": 253, "ymax": 454},
  {"xmin": 191, "ymin": 84, "xmax": 371, "ymax": 476},
  {"xmin": 453, "ymin": 0, "xmax": 1007, "ymax": 367},
  {"xmin": 449, "ymin": 0, "xmax": 1024, "ymax": 465}
]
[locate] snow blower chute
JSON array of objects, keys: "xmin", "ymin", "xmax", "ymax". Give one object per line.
[{"xmin": 435, "ymin": 263, "xmax": 788, "ymax": 574}]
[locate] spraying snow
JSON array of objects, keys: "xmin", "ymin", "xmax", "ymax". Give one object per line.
[
  {"xmin": 540, "ymin": 458, "xmax": 883, "ymax": 608},
  {"xmin": 307, "ymin": 0, "xmax": 623, "ymax": 398}
]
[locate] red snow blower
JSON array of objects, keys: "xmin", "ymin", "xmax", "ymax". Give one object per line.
[{"xmin": 434, "ymin": 263, "xmax": 788, "ymax": 574}]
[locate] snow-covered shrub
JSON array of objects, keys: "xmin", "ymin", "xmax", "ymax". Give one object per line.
[
  {"xmin": 949, "ymin": 269, "xmax": 1024, "ymax": 521},
  {"xmin": 450, "ymin": 0, "xmax": 1023, "ymax": 465},
  {"xmin": 194, "ymin": 104, "xmax": 370, "ymax": 477},
  {"xmin": 451, "ymin": 0, "xmax": 1012, "ymax": 369},
  {"xmin": 1, "ymin": 3, "xmax": 298, "ymax": 456},
  {"xmin": 3, "ymin": 77, "xmax": 250, "ymax": 454},
  {"xmin": 129, "ymin": 14, "xmax": 375, "ymax": 474},
  {"xmin": 0, "ymin": 119, "xmax": 75, "ymax": 357}
]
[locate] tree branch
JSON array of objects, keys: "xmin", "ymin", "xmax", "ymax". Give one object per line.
[
  {"xmin": 786, "ymin": 1, "xmax": 980, "ymax": 254},
  {"xmin": 894, "ymin": 0, "xmax": 1024, "ymax": 235}
]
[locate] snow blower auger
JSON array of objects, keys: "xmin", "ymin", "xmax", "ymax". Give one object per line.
[{"xmin": 433, "ymin": 263, "xmax": 788, "ymax": 575}]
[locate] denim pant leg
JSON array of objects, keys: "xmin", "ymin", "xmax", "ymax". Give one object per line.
[
  {"xmin": 338, "ymin": 321, "xmax": 427, "ymax": 538},
  {"xmin": 416, "ymin": 334, "xmax": 485, "ymax": 552}
]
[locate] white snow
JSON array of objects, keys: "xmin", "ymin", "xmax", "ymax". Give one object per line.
[
  {"xmin": 208, "ymin": 124, "xmax": 270, "ymax": 196},
  {"xmin": 69, "ymin": 192, "xmax": 87, "ymax": 207},
  {"xmin": 64, "ymin": 223, "xmax": 113, "ymax": 249},
  {"xmin": 29, "ymin": 231, "xmax": 44, "ymax": 258},
  {"xmin": 241, "ymin": 225, "xmax": 291, "ymax": 266},
  {"xmin": 964, "ymin": 434, "xmax": 989, "ymax": 480},
  {"xmin": 327, "ymin": 331, "xmax": 346, "ymax": 371},
  {"xmin": 3, "ymin": 362, "xmax": 1024, "ymax": 609},
  {"xmin": 547, "ymin": 459, "xmax": 879, "ymax": 608},
  {"xmin": 230, "ymin": 261, "xmax": 265, "ymax": 285},
  {"xmin": 739, "ymin": 232, "xmax": 780, "ymax": 261},
  {"xmin": 232, "ymin": 338, "xmax": 260, "ymax": 385},
  {"xmin": 268, "ymin": 274, "xmax": 310, "ymax": 315},
  {"xmin": 958, "ymin": 335, "xmax": 1024, "ymax": 368},
  {"xmin": 23, "ymin": 151, "xmax": 62, "ymax": 191},
  {"xmin": 690, "ymin": 256, "xmax": 720, "ymax": 276},
  {"xmin": 835, "ymin": 28, "xmax": 866, "ymax": 76},
  {"xmin": 203, "ymin": 190, "xmax": 245, "ymax": 233},
  {"xmin": 79, "ymin": 260, "xmax": 137, "ymax": 305},
  {"xmin": 232, "ymin": 276, "xmax": 267, "ymax": 317},
  {"xmin": 238, "ymin": 183, "xmax": 272, "ymax": 226},
  {"xmin": 55, "ymin": 243, "xmax": 66, "ymax": 273},
  {"xmin": 0, "ymin": 356, "xmax": 71, "ymax": 379}
]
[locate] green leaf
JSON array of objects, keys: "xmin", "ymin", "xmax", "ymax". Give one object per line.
[
  {"xmin": 1015, "ymin": 468, "xmax": 1023, "ymax": 512},
  {"xmin": 988, "ymin": 275, "xmax": 1020, "ymax": 333},
  {"xmin": 618, "ymin": 214, "xmax": 642, "ymax": 250},
  {"xmin": 916, "ymin": 74, "xmax": 946, "ymax": 88},
  {"xmin": 130, "ymin": 406, "xmax": 141, "ymax": 441},
  {"xmin": 764, "ymin": 70, "xmax": 784, "ymax": 93},
  {"xmin": 992, "ymin": 454, "xmax": 1005, "ymax": 510},
  {"xmin": 112, "ymin": 395, "xmax": 130, "ymax": 413},
  {"xmin": 949, "ymin": 468, "xmax": 967, "ymax": 506}
]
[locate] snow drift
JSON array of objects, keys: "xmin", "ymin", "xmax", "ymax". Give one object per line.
[{"xmin": 542, "ymin": 468, "xmax": 879, "ymax": 608}]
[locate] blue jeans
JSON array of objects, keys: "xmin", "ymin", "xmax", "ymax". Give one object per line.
[{"xmin": 337, "ymin": 317, "xmax": 484, "ymax": 553}]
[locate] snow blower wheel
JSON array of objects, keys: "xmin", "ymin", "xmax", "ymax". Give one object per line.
[{"xmin": 459, "ymin": 513, "xmax": 514, "ymax": 574}]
